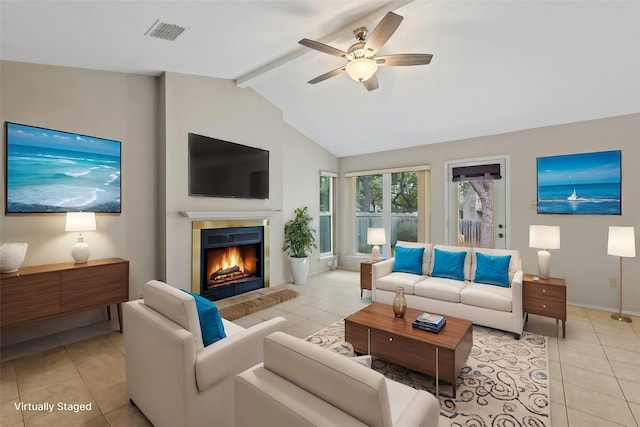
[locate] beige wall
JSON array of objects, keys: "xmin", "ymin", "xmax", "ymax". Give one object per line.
[
  {"xmin": 0, "ymin": 61, "xmax": 158, "ymax": 343},
  {"xmin": 339, "ymin": 114, "xmax": 640, "ymax": 314},
  {"xmin": 161, "ymin": 72, "xmax": 338, "ymax": 288}
]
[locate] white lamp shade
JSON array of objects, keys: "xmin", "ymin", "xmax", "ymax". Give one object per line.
[
  {"xmin": 345, "ymin": 58, "xmax": 377, "ymax": 82},
  {"xmin": 65, "ymin": 212, "xmax": 96, "ymax": 232},
  {"xmin": 529, "ymin": 225, "xmax": 560, "ymax": 249},
  {"xmin": 367, "ymin": 228, "xmax": 386, "ymax": 245},
  {"xmin": 608, "ymin": 226, "xmax": 636, "ymax": 257}
]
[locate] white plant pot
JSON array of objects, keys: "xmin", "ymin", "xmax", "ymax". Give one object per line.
[{"xmin": 289, "ymin": 256, "xmax": 310, "ymax": 285}]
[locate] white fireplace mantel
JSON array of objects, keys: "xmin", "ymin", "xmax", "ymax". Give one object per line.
[{"xmin": 179, "ymin": 210, "xmax": 281, "ymax": 220}]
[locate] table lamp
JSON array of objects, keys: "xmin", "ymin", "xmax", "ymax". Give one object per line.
[
  {"xmin": 608, "ymin": 226, "xmax": 635, "ymax": 323},
  {"xmin": 66, "ymin": 212, "xmax": 96, "ymax": 263},
  {"xmin": 367, "ymin": 228, "xmax": 386, "ymax": 261},
  {"xmin": 529, "ymin": 225, "xmax": 560, "ymax": 280}
]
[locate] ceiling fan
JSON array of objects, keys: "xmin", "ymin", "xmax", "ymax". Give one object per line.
[{"xmin": 299, "ymin": 11, "xmax": 433, "ymax": 91}]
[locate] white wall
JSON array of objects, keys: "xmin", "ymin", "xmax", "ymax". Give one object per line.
[
  {"xmin": 339, "ymin": 114, "xmax": 640, "ymax": 314},
  {"xmin": 161, "ymin": 72, "xmax": 338, "ymax": 288},
  {"xmin": 0, "ymin": 61, "xmax": 158, "ymax": 344}
]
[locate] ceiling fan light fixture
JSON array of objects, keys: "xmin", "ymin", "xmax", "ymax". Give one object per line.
[{"xmin": 345, "ymin": 58, "xmax": 377, "ymax": 82}]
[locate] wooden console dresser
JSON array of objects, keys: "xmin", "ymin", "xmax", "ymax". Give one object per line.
[{"xmin": 1, "ymin": 258, "xmax": 129, "ymax": 332}]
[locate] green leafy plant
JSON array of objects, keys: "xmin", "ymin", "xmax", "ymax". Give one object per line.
[{"xmin": 283, "ymin": 207, "xmax": 317, "ymax": 258}]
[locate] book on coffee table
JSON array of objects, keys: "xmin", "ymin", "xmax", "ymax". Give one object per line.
[
  {"xmin": 412, "ymin": 319, "xmax": 446, "ymax": 333},
  {"xmin": 415, "ymin": 312, "xmax": 445, "ymax": 326},
  {"xmin": 413, "ymin": 312, "xmax": 446, "ymax": 333}
]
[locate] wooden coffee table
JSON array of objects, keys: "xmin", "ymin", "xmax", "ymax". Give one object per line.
[{"xmin": 345, "ymin": 302, "xmax": 473, "ymax": 397}]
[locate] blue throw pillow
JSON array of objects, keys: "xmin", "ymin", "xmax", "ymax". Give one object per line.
[
  {"xmin": 392, "ymin": 246, "xmax": 425, "ymax": 275},
  {"xmin": 431, "ymin": 248, "xmax": 466, "ymax": 281},
  {"xmin": 182, "ymin": 290, "xmax": 226, "ymax": 346},
  {"xmin": 474, "ymin": 252, "xmax": 511, "ymax": 288}
]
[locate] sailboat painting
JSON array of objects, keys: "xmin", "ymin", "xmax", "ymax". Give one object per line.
[{"xmin": 537, "ymin": 150, "xmax": 621, "ymax": 215}]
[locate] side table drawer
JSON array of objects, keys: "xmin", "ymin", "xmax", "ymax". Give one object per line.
[
  {"xmin": 525, "ymin": 297, "xmax": 566, "ymax": 320},
  {"xmin": 524, "ymin": 282, "xmax": 564, "ymax": 301}
]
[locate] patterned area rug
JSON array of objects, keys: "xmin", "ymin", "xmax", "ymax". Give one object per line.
[{"xmin": 306, "ymin": 321, "xmax": 550, "ymax": 427}]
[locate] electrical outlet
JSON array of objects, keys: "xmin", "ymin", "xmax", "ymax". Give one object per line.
[{"xmin": 610, "ymin": 277, "xmax": 617, "ymax": 288}]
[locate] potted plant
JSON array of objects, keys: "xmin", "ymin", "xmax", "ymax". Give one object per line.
[{"xmin": 283, "ymin": 206, "xmax": 317, "ymax": 284}]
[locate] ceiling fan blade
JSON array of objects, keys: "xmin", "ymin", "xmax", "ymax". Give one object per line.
[
  {"xmin": 308, "ymin": 67, "xmax": 345, "ymax": 84},
  {"xmin": 364, "ymin": 12, "xmax": 403, "ymax": 53},
  {"xmin": 362, "ymin": 74, "xmax": 379, "ymax": 91},
  {"xmin": 376, "ymin": 53, "xmax": 433, "ymax": 66},
  {"xmin": 299, "ymin": 38, "xmax": 347, "ymax": 58}
]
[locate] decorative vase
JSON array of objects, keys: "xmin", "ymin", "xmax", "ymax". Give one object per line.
[
  {"xmin": 289, "ymin": 256, "xmax": 310, "ymax": 285},
  {"xmin": 392, "ymin": 286, "xmax": 407, "ymax": 318},
  {"xmin": 0, "ymin": 243, "xmax": 28, "ymax": 273}
]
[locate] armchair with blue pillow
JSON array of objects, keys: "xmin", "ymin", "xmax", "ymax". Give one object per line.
[{"xmin": 123, "ymin": 280, "xmax": 286, "ymax": 427}]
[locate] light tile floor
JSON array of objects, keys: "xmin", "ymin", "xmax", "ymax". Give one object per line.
[{"xmin": 1, "ymin": 269, "xmax": 639, "ymax": 426}]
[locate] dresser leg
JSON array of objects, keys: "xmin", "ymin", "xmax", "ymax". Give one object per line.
[{"xmin": 117, "ymin": 303, "xmax": 123, "ymax": 333}]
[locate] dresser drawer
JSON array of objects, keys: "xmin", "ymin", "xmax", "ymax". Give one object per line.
[
  {"xmin": 524, "ymin": 297, "xmax": 566, "ymax": 320},
  {"xmin": 524, "ymin": 282, "xmax": 565, "ymax": 301}
]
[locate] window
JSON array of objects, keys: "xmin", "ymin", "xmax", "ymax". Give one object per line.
[
  {"xmin": 319, "ymin": 172, "xmax": 336, "ymax": 257},
  {"xmin": 349, "ymin": 166, "xmax": 429, "ymax": 258}
]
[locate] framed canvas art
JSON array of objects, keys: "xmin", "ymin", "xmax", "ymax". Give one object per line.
[
  {"xmin": 5, "ymin": 122, "xmax": 121, "ymax": 213},
  {"xmin": 536, "ymin": 150, "xmax": 621, "ymax": 215}
]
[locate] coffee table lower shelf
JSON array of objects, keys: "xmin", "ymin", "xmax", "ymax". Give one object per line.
[{"xmin": 345, "ymin": 303, "xmax": 473, "ymax": 398}]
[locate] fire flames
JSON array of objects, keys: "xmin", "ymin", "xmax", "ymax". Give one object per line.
[{"xmin": 206, "ymin": 245, "xmax": 256, "ymax": 288}]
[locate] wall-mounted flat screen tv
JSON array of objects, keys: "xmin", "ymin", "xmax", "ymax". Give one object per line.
[
  {"xmin": 4, "ymin": 122, "xmax": 121, "ymax": 213},
  {"xmin": 188, "ymin": 133, "xmax": 269, "ymax": 200}
]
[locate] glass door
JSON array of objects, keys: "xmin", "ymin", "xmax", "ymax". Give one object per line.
[{"xmin": 445, "ymin": 157, "xmax": 509, "ymax": 249}]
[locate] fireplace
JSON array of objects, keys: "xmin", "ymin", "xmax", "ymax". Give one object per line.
[{"xmin": 191, "ymin": 219, "xmax": 270, "ymax": 301}]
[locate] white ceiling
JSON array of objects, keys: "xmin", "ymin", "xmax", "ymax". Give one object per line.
[{"xmin": 1, "ymin": 0, "xmax": 639, "ymax": 157}]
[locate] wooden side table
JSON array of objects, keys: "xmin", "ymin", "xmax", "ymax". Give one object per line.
[
  {"xmin": 523, "ymin": 273, "xmax": 567, "ymax": 338},
  {"xmin": 360, "ymin": 260, "xmax": 379, "ymax": 297}
]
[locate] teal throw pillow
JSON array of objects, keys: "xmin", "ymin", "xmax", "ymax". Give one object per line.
[
  {"xmin": 431, "ymin": 248, "xmax": 466, "ymax": 281},
  {"xmin": 474, "ymin": 252, "xmax": 511, "ymax": 288},
  {"xmin": 182, "ymin": 290, "xmax": 226, "ymax": 346},
  {"xmin": 392, "ymin": 246, "xmax": 425, "ymax": 275}
]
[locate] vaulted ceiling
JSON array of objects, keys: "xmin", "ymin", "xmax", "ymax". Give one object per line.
[{"xmin": 1, "ymin": 1, "xmax": 638, "ymax": 157}]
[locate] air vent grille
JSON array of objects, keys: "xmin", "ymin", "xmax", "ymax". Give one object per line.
[{"xmin": 145, "ymin": 20, "xmax": 185, "ymax": 41}]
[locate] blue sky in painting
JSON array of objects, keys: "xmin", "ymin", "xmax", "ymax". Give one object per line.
[
  {"xmin": 537, "ymin": 150, "xmax": 621, "ymax": 186},
  {"xmin": 7, "ymin": 122, "xmax": 120, "ymax": 157}
]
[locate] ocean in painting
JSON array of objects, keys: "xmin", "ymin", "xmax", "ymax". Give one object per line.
[
  {"xmin": 537, "ymin": 183, "xmax": 620, "ymax": 215},
  {"xmin": 7, "ymin": 143, "xmax": 121, "ymax": 213}
]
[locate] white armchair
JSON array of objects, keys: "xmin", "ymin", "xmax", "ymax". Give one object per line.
[
  {"xmin": 123, "ymin": 280, "xmax": 286, "ymax": 427},
  {"xmin": 236, "ymin": 331, "xmax": 440, "ymax": 427}
]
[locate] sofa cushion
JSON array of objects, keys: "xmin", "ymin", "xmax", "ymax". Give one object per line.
[
  {"xmin": 395, "ymin": 241, "xmax": 433, "ymax": 275},
  {"xmin": 142, "ymin": 280, "xmax": 204, "ymax": 351},
  {"xmin": 474, "ymin": 252, "xmax": 511, "ymax": 288},
  {"xmin": 460, "ymin": 282, "xmax": 512, "ymax": 312},
  {"xmin": 431, "ymin": 248, "xmax": 467, "ymax": 281},
  {"xmin": 472, "ymin": 247, "xmax": 521, "ymax": 284},
  {"xmin": 375, "ymin": 272, "xmax": 423, "ymax": 294},
  {"xmin": 392, "ymin": 246, "xmax": 424, "ymax": 275},
  {"xmin": 431, "ymin": 245, "xmax": 472, "ymax": 280},
  {"xmin": 413, "ymin": 277, "xmax": 467, "ymax": 303},
  {"xmin": 263, "ymin": 331, "xmax": 393, "ymax": 427},
  {"xmin": 182, "ymin": 290, "xmax": 226, "ymax": 346}
]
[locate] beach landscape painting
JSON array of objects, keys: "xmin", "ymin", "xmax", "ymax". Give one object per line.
[
  {"xmin": 5, "ymin": 122, "xmax": 121, "ymax": 213},
  {"xmin": 537, "ymin": 150, "xmax": 621, "ymax": 215}
]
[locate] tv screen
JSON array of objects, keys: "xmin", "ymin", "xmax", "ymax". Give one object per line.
[
  {"xmin": 188, "ymin": 133, "xmax": 269, "ymax": 199},
  {"xmin": 4, "ymin": 122, "xmax": 122, "ymax": 213}
]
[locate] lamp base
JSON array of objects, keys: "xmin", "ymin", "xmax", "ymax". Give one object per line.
[
  {"xmin": 371, "ymin": 245, "xmax": 380, "ymax": 261},
  {"xmin": 537, "ymin": 250, "xmax": 551, "ymax": 280},
  {"xmin": 71, "ymin": 241, "xmax": 91, "ymax": 264},
  {"xmin": 610, "ymin": 313, "xmax": 632, "ymax": 323}
]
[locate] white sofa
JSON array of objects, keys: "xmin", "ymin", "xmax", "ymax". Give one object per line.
[
  {"xmin": 372, "ymin": 242, "xmax": 524, "ymax": 338},
  {"xmin": 235, "ymin": 331, "xmax": 440, "ymax": 427},
  {"xmin": 123, "ymin": 280, "xmax": 287, "ymax": 427}
]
